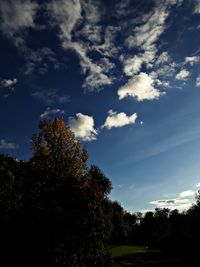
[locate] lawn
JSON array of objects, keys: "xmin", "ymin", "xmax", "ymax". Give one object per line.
[{"xmin": 108, "ymin": 246, "xmax": 182, "ymax": 267}]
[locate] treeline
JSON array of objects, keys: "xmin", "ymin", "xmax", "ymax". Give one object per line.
[
  {"xmin": 0, "ymin": 118, "xmax": 200, "ymax": 266},
  {"xmin": 104, "ymin": 199, "xmax": 200, "ymax": 258}
]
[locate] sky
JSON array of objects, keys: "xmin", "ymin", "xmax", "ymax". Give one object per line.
[{"xmin": 1, "ymin": 0, "xmax": 200, "ymax": 213}]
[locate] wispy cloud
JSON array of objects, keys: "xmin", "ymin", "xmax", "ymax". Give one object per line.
[
  {"xmin": 32, "ymin": 89, "xmax": 70, "ymax": 105},
  {"xmin": 40, "ymin": 107, "xmax": 65, "ymax": 119},
  {"xmin": 47, "ymin": 0, "xmax": 113, "ymax": 91},
  {"xmin": 0, "ymin": 0, "xmax": 38, "ymax": 46},
  {"xmin": 0, "ymin": 139, "xmax": 19, "ymax": 150}
]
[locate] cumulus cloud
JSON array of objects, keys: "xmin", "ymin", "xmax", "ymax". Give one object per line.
[
  {"xmin": 196, "ymin": 74, "xmax": 200, "ymax": 87},
  {"xmin": 185, "ymin": 56, "xmax": 200, "ymax": 66},
  {"xmin": 1, "ymin": 78, "xmax": 17, "ymax": 89},
  {"xmin": 176, "ymin": 69, "xmax": 190, "ymax": 80},
  {"xmin": 68, "ymin": 113, "xmax": 97, "ymax": 141},
  {"xmin": 32, "ymin": 89, "xmax": 70, "ymax": 105},
  {"xmin": 118, "ymin": 72, "xmax": 164, "ymax": 101},
  {"xmin": 40, "ymin": 107, "xmax": 65, "ymax": 119},
  {"xmin": 0, "ymin": 139, "xmax": 19, "ymax": 150},
  {"xmin": 0, "ymin": 0, "xmax": 38, "ymax": 45},
  {"xmin": 102, "ymin": 110, "xmax": 137, "ymax": 130}
]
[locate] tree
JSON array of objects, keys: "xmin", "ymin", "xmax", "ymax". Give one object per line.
[
  {"xmin": 31, "ymin": 118, "xmax": 88, "ymax": 179},
  {"xmin": 0, "ymin": 118, "xmax": 113, "ymax": 266},
  {"xmin": 88, "ymin": 165, "xmax": 112, "ymax": 197}
]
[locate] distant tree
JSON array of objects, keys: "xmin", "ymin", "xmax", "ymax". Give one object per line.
[{"xmin": 109, "ymin": 201, "xmax": 128, "ymax": 245}]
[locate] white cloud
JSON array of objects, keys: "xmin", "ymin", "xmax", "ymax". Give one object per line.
[
  {"xmin": 149, "ymin": 198, "xmax": 192, "ymax": 211},
  {"xmin": 196, "ymin": 74, "xmax": 200, "ymax": 87},
  {"xmin": 48, "ymin": 1, "xmax": 113, "ymax": 91},
  {"xmin": 32, "ymin": 89, "xmax": 70, "ymax": 105},
  {"xmin": 196, "ymin": 182, "xmax": 200, "ymax": 187},
  {"xmin": 24, "ymin": 47, "xmax": 59, "ymax": 75},
  {"xmin": 93, "ymin": 25, "xmax": 120, "ymax": 57},
  {"xmin": 193, "ymin": 0, "xmax": 200, "ymax": 14},
  {"xmin": 68, "ymin": 113, "xmax": 97, "ymax": 141},
  {"xmin": 0, "ymin": 139, "xmax": 19, "ymax": 150},
  {"xmin": 1, "ymin": 78, "xmax": 17, "ymax": 89},
  {"xmin": 123, "ymin": 48, "xmax": 157, "ymax": 76},
  {"xmin": 122, "ymin": 1, "xmax": 181, "ymax": 88},
  {"xmin": 185, "ymin": 56, "xmax": 200, "ymax": 66},
  {"xmin": 79, "ymin": 24, "xmax": 102, "ymax": 44},
  {"xmin": 175, "ymin": 69, "xmax": 190, "ymax": 80},
  {"xmin": 83, "ymin": 69, "xmax": 112, "ymax": 91},
  {"xmin": 123, "ymin": 55, "xmax": 143, "ymax": 76},
  {"xmin": 40, "ymin": 107, "xmax": 65, "ymax": 119},
  {"xmin": 118, "ymin": 72, "xmax": 164, "ymax": 101},
  {"xmin": 48, "ymin": 0, "xmax": 82, "ymax": 42},
  {"xmin": 125, "ymin": 7, "xmax": 168, "ymax": 50},
  {"xmin": 81, "ymin": 0, "xmax": 101, "ymax": 24},
  {"xmin": 102, "ymin": 110, "xmax": 137, "ymax": 130},
  {"xmin": 149, "ymin": 186, "xmax": 197, "ymax": 211},
  {"xmin": 179, "ymin": 190, "xmax": 195, "ymax": 198},
  {"xmin": 156, "ymin": 51, "xmax": 170, "ymax": 65},
  {"xmin": 68, "ymin": 42, "xmax": 112, "ymax": 91},
  {"xmin": 156, "ymin": 63, "xmax": 178, "ymax": 79},
  {"xmin": 0, "ymin": 0, "xmax": 38, "ymax": 45},
  {"xmin": 0, "ymin": 1, "xmax": 59, "ymax": 76}
]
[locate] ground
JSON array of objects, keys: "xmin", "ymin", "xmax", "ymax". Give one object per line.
[{"xmin": 108, "ymin": 246, "xmax": 184, "ymax": 267}]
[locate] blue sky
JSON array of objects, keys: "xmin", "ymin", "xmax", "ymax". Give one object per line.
[{"xmin": 1, "ymin": 0, "xmax": 200, "ymax": 212}]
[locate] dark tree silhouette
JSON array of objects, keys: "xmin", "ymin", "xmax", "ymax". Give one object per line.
[{"xmin": 0, "ymin": 118, "xmax": 112, "ymax": 267}]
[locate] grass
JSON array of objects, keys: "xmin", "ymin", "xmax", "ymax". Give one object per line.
[
  {"xmin": 108, "ymin": 245, "xmax": 182, "ymax": 267},
  {"xmin": 109, "ymin": 246, "xmax": 157, "ymax": 258}
]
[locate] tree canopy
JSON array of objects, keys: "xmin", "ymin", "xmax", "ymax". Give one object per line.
[{"xmin": 0, "ymin": 118, "xmax": 112, "ymax": 267}]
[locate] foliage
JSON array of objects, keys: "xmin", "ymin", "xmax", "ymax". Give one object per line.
[{"xmin": 0, "ymin": 118, "xmax": 112, "ymax": 266}]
